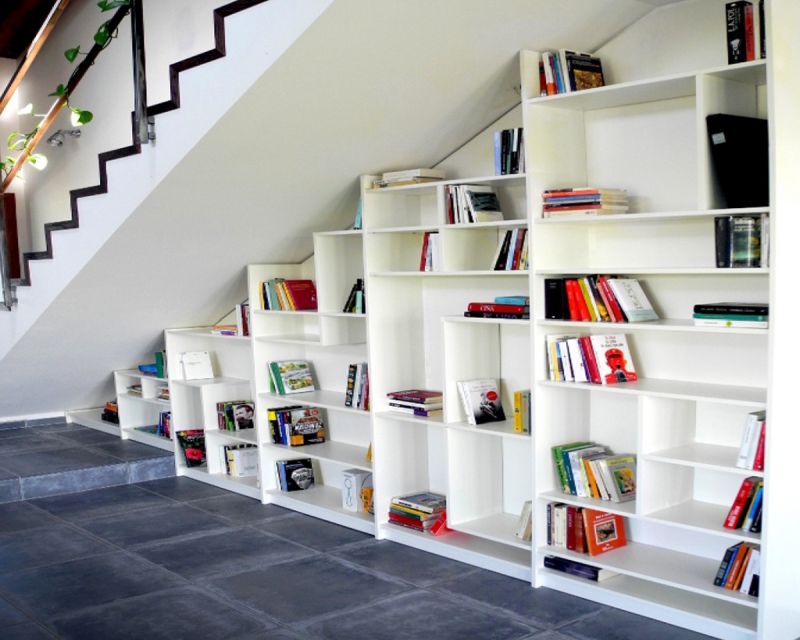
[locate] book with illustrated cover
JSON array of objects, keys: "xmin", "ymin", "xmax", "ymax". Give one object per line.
[
  {"xmin": 270, "ymin": 360, "xmax": 315, "ymax": 394},
  {"xmin": 605, "ymin": 279, "xmax": 658, "ymax": 322},
  {"xmin": 176, "ymin": 430, "xmax": 206, "ymax": 467},
  {"xmin": 457, "ymin": 378, "xmax": 506, "ymax": 424},
  {"xmin": 463, "ymin": 186, "xmax": 503, "ymax": 222},
  {"xmin": 276, "ymin": 458, "xmax": 315, "ymax": 491},
  {"xmin": 602, "ymin": 455, "xmax": 637, "ymax": 502},
  {"xmin": 589, "ymin": 335, "xmax": 638, "ymax": 385},
  {"xmin": 582, "ymin": 509, "xmax": 627, "ymax": 555}
]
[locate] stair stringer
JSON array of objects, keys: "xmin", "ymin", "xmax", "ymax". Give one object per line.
[{"xmin": 0, "ymin": 0, "xmax": 334, "ymax": 362}]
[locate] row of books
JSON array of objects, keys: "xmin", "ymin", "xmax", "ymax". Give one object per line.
[
  {"xmin": 542, "ymin": 187, "xmax": 628, "ymax": 219},
  {"xmin": 552, "ymin": 441, "xmax": 636, "ymax": 503},
  {"xmin": 714, "ymin": 542, "xmax": 760, "ymax": 597},
  {"xmin": 267, "ymin": 405, "xmax": 325, "ymax": 446},
  {"xmin": 693, "ymin": 302, "xmax": 768, "ymax": 329},
  {"xmin": 388, "ymin": 492, "xmax": 448, "ymax": 535},
  {"xmin": 342, "ymin": 279, "xmax": 365, "ymax": 314},
  {"xmin": 386, "ymin": 389, "xmax": 442, "ymax": 418},
  {"xmin": 419, "ymin": 231, "xmax": 441, "ymax": 271},
  {"xmin": 136, "ymin": 411, "xmax": 172, "ymax": 440},
  {"xmin": 714, "ymin": 214, "xmax": 766, "ymax": 269},
  {"xmin": 211, "ymin": 303, "xmax": 250, "ymax": 336},
  {"xmin": 491, "ymin": 228, "xmax": 528, "ymax": 271},
  {"xmin": 493, "ymin": 128, "xmax": 525, "ymax": 175},
  {"xmin": 546, "ymin": 333, "xmax": 638, "ymax": 385},
  {"xmin": 220, "ymin": 444, "xmax": 259, "ymax": 479},
  {"xmin": 725, "ymin": 0, "xmax": 766, "ymax": 64},
  {"xmin": 345, "ymin": 362, "xmax": 369, "ymax": 410},
  {"xmin": 268, "ymin": 360, "xmax": 315, "ymax": 395},
  {"xmin": 216, "ymin": 400, "xmax": 255, "ymax": 431},
  {"xmin": 538, "ymin": 50, "xmax": 604, "ymax": 96},
  {"xmin": 735, "ymin": 410, "xmax": 766, "ymax": 471},
  {"xmin": 547, "ymin": 503, "xmax": 627, "ymax": 556},
  {"xmin": 446, "ymin": 185, "xmax": 503, "ymax": 224},
  {"xmin": 464, "ymin": 295, "xmax": 529, "ymax": 320},
  {"xmin": 260, "ymin": 278, "xmax": 318, "ymax": 311},
  {"xmin": 372, "ymin": 168, "xmax": 445, "ymax": 189},
  {"xmin": 724, "ymin": 476, "xmax": 763, "ymax": 533},
  {"xmin": 544, "ymin": 276, "xmax": 658, "ymax": 323}
]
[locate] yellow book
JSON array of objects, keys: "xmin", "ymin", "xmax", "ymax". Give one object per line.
[
  {"xmin": 577, "ymin": 278, "xmax": 598, "ymax": 322},
  {"xmin": 513, "ymin": 390, "xmax": 523, "ymax": 432}
]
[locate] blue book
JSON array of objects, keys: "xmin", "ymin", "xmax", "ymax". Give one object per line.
[
  {"xmin": 495, "ymin": 296, "xmax": 530, "ymax": 305},
  {"xmin": 743, "ymin": 485, "xmax": 763, "ymax": 530},
  {"xmin": 493, "ymin": 131, "xmax": 502, "ymax": 175}
]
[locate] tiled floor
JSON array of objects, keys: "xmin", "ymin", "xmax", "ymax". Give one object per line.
[
  {"xmin": 0, "ymin": 476, "xmax": 713, "ymax": 640},
  {"xmin": 0, "ymin": 423, "xmax": 174, "ymax": 503}
]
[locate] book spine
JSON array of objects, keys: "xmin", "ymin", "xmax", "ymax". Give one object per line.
[
  {"xmin": 715, "ymin": 544, "xmax": 738, "ymax": 586},
  {"xmin": 726, "ymin": 2, "xmax": 752, "ymax": 64},
  {"xmin": 724, "ymin": 477, "xmax": 755, "ymax": 528},
  {"xmin": 467, "ymin": 303, "xmax": 530, "ymax": 314},
  {"xmin": 577, "ymin": 278, "xmax": 599, "ymax": 322},
  {"xmin": 543, "ymin": 279, "xmax": 566, "ymax": 320},
  {"xmin": 752, "ymin": 421, "xmax": 766, "ymax": 471},
  {"xmin": 744, "ymin": 2, "xmax": 755, "ymax": 61}
]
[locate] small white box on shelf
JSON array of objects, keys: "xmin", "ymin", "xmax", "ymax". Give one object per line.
[{"xmin": 341, "ymin": 468, "xmax": 373, "ymax": 512}]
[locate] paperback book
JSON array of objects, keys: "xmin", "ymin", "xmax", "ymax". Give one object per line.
[
  {"xmin": 269, "ymin": 360, "xmax": 315, "ymax": 395},
  {"xmin": 457, "ymin": 379, "xmax": 506, "ymax": 424},
  {"xmin": 276, "ymin": 458, "xmax": 315, "ymax": 491}
]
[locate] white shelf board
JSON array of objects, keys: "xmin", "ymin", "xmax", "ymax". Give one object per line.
[
  {"xmin": 444, "ymin": 315, "xmax": 530, "ymax": 327},
  {"xmin": 537, "ymin": 378, "xmax": 766, "ymax": 407},
  {"xmin": 538, "ymin": 490, "xmax": 637, "ymax": 518},
  {"xmin": 253, "ymin": 309, "xmax": 318, "ymax": 317},
  {"xmin": 539, "ymin": 543, "xmax": 758, "ymax": 609},
  {"xmin": 316, "ymin": 312, "xmax": 367, "ymax": 319},
  {"xmin": 66, "ymin": 409, "xmax": 120, "ymax": 436},
  {"xmin": 180, "ymin": 466, "xmax": 261, "ymax": 499},
  {"xmin": 120, "ymin": 393, "xmax": 171, "ymax": 408},
  {"xmin": 535, "ymin": 207, "xmax": 770, "ymax": 225},
  {"xmin": 367, "ymin": 220, "xmax": 528, "ymax": 235},
  {"xmin": 380, "ymin": 523, "xmax": 531, "ymax": 582},
  {"xmin": 266, "ymin": 485, "xmax": 375, "ymax": 534},
  {"xmin": 366, "ymin": 173, "xmax": 525, "ymax": 194},
  {"xmin": 643, "ymin": 443, "xmax": 764, "ymax": 477},
  {"xmin": 370, "ymin": 270, "xmax": 528, "ymax": 278},
  {"xmin": 115, "ymin": 369, "xmax": 169, "ymax": 383},
  {"xmin": 536, "ymin": 318, "xmax": 768, "ymax": 336},
  {"xmin": 171, "ymin": 376, "xmax": 250, "ymax": 388},
  {"xmin": 255, "ymin": 334, "xmax": 323, "ymax": 345},
  {"xmin": 645, "ymin": 500, "xmax": 761, "ymax": 544},
  {"xmin": 375, "ymin": 410, "xmax": 444, "ymax": 427},
  {"xmin": 314, "ymin": 229, "xmax": 363, "ymax": 237},
  {"xmin": 172, "ymin": 329, "xmax": 250, "ymax": 342},
  {"xmin": 123, "ymin": 427, "xmax": 173, "ymax": 452},
  {"xmin": 204, "ymin": 429, "xmax": 258, "ymax": 445},
  {"xmin": 446, "ymin": 419, "xmax": 531, "ymax": 441},
  {"xmin": 541, "ymin": 571, "xmax": 757, "ymax": 640},
  {"xmin": 450, "ymin": 512, "xmax": 531, "ymax": 550},
  {"xmin": 259, "ymin": 389, "xmax": 370, "ymax": 415},
  {"xmin": 265, "ymin": 440, "xmax": 371, "ymax": 471},
  {"xmin": 534, "ymin": 267, "xmax": 768, "ymax": 276}
]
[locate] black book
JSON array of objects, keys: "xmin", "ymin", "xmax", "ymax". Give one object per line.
[
  {"xmin": 714, "ymin": 543, "xmax": 740, "ymax": 586},
  {"xmin": 749, "ymin": 502, "xmax": 762, "ymax": 533},
  {"xmin": 544, "ymin": 278, "xmax": 567, "ymax": 320},
  {"xmin": 463, "ymin": 311, "xmax": 529, "ymax": 320},
  {"xmin": 543, "ymin": 555, "xmax": 613, "ymax": 582},
  {"xmin": 715, "ymin": 216, "xmax": 732, "ymax": 268},
  {"xmin": 725, "ymin": 1, "xmax": 753, "ymax": 64},
  {"xmin": 493, "ymin": 231, "xmax": 513, "ymax": 270},
  {"xmin": 748, "ymin": 573, "xmax": 760, "ymax": 597},
  {"xmin": 693, "ymin": 302, "xmax": 768, "ymax": 315},
  {"xmin": 758, "ymin": 0, "xmax": 765, "ymax": 59},
  {"xmin": 707, "ymin": 114, "xmax": 768, "ymax": 208}
]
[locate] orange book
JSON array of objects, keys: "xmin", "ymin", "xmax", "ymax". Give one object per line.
[
  {"xmin": 730, "ymin": 545, "xmax": 752, "ymax": 591},
  {"xmin": 724, "ymin": 543, "xmax": 749, "ymax": 590},
  {"xmin": 582, "ymin": 508, "xmax": 627, "ymax": 556},
  {"xmin": 583, "ymin": 458, "xmax": 601, "ymax": 498}
]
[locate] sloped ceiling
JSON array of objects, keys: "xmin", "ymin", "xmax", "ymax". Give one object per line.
[{"xmin": 0, "ymin": 0, "xmax": 669, "ymax": 417}]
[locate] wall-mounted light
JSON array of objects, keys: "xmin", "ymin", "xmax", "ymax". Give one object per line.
[{"xmin": 46, "ymin": 129, "xmax": 82, "ymax": 147}]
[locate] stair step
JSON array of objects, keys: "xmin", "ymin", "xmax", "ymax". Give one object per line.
[{"xmin": 0, "ymin": 420, "xmax": 174, "ymax": 503}]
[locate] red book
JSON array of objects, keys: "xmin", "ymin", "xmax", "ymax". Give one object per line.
[
  {"xmin": 574, "ymin": 507, "xmax": 587, "ymax": 553},
  {"xmin": 467, "ymin": 303, "xmax": 529, "ymax": 314},
  {"xmin": 594, "ymin": 277, "xmax": 618, "ymax": 322},
  {"xmin": 568, "ymin": 280, "xmax": 592, "ymax": 321},
  {"xmin": 566, "ymin": 506, "xmax": 577, "ymax": 550},
  {"xmin": 283, "ymin": 280, "xmax": 318, "ymax": 310},
  {"xmin": 386, "ymin": 389, "xmax": 443, "ymax": 404},
  {"xmin": 429, "ymin": 510, "xmax": 450, "ymax": 536},
  {"xmin": 579, "ymin": 336, "xmax": 601, "ymax": 384},
  {"xmin": 724, "ymin": 477, "xmax": 757, "ymax": 528},
  {"xmin": 543, "ymin": 188, "xmax": 603, "ymax": 197},
  {"xmin": 752, "ymin": 421, "xmax": 766, "ymax": 472},
  {"xmin": 597, "ymin": 276, "xmax": 627, "ymax": 323},
  {"xmin": 419, "ymin": 232, "xmax": 430, "ymax": 271},
  {"xmin": 388, "ymin": 512, "xmax": 425, "ymax": 530},
  {"xmin": 511, "ymin": 228, "xmax": 527, "ymax": 270},
  {"xmin": 582, "ymin": 509, "xmax": 627, "ymax": 556},
  {"xmin": 744, "ymin": 3, "xmax": 755, "ymax": 61},
  {"xmin": 565, "ymin": 279, "xmax": 580, "ymax": 320}
]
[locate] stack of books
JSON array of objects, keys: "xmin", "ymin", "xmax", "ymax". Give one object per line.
[
  {"xmin": 551, "ymin": 441, "xmax": 636, "ymax": 502},
  {"xmin": 373, "ymin": 168, "xmax": 445, "ymax": 188},
  {"xmin": 547, "ymin": 503, "xmax": 627, "ymax": 556},
  {"xmin": 544, "ymin": 555, "xmax": 618, "ymax": 582},
  {"xmin": 464, "ymin": 296, "xmax": 529, "ymax": 320},
  {"xmin": 692, "ymin": 302, "xmax": 767, "ymax": 328},
  {"xmin": 542, "ymin": 188, "xmax": 628, "ymax": 218},
  {"xmin": 544, "ymin": 276, "xmax": 658, "ymax": 323},
  {"xmin": 491, "ymin": 228, "xmax": 528, "ymax": 270},
  {"xmin": 546, "ymin": 333, "xmax": 638, "ymax": 385},
  {"xmin": 445, "ymin": 185, "xmax": 503, "ymax": 224},
  {"xmin": 715, "ymin": 542, "xmax": 760, "ymax": 597},
  {"xmin": 494, "ymin": 128, "xmax": 525, "ymax": 175},
  {"xmin": 101, "ymin": 399, "xmax": 119, "ymax": 424},
  {"xmin": 388, "ymin": 492, "xmax": 448, "ymax": 535},
  {"xmin": 220, "ymin": 444, "xmax": 259, "ymax": 478},
  {"xmin": 127, "ymin": 384, "xmax": 143, "ymax": 397},
  {"xmin": 211, "ymin": 323, "xmax": 238, "ymax": 336},
  {"xmin": 724, "ymin": 476, "xmax": 763, "ymax": 534},
  {"xmin": 386, "ymin": 389, "xmax": 442, "ymax": 417},
  {"xmin": 345, "ymin": 362, "xmax": 369, "ymax": 410},
  {"xmin": 736, "ymin": 410, "xmax": 766, "ymax": 471},
  {"xmin": 267, "ymin": 405, "xmax": 325, "ymax": 446},
  {"xmin": 260, "ymin": 279, "xmax": 318, "ymax": 311}
]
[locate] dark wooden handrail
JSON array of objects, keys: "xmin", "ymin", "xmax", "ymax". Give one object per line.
[
  {"xmin": 2, "ymin": 3, "xmax": 131, "ymax": 192},
  {"xmin": 0, "ymin": 0, "xmax": 72, "ymax": 118}
]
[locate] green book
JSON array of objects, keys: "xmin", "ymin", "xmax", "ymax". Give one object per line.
[{"xmin": 551, "ymin": 441, "xmax": 592, "ymax": 494}]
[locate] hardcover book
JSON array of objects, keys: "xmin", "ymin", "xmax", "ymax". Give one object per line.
[
  {"xmin": 180, "ymin": 351, "xmax": 214, "ymax": 380},
  {"xmin": 176, "ymin": 430, "xmax": 206, "ymax": 467},
  {"xmin": 605, "ymin": 279, "xmax": 658, "ymax": 322},
  {"xmin": 589, "ymin": 335, "xmax": 638, "ymax": 384},
  {"xmin": 582, "ymin": 509, "xmax": 628, "ymax": 555},
  {"xmin": 283, "ymin": 279, "xmax": 318, "ymax": 310},
  {"xmin": 276, "ymin": 458, "xmax": 315, "ymax": 491},
  {"xmin": 386, "ymin": 389, "xmax": 443, "ymax": 404},
  {"xmin": 393, "ymin": 491, "xmax": 446, "ymax": 514},
  {"xmin": 457, "ymin": 378, "xmax": 506, "ymax": 424},
  {"xmin": 271, "ymin": 360, "xmax": 315, "ymax": 394}
]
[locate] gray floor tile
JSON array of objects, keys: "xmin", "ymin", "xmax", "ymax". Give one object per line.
[
  {"xmin": 303, "ymin": 589, "xmax": 538, "ymax": 640},
  {"xmin": 20, "ymin": 463, "xmax": 129, "ymax": 499},
  {"xmin": 89, "ymin": 440, "xmax": 173, "ymax": 461},
  {"xmin": 0, "ymin": 448, "xmax": 123, "ymax": 477},
  {"xmin": 0, "ymin": 552, "xmax": 184, "ymax": 619},
  {"xmin": 0, "ymin": 428, "xmax": 29, "ymax": 439},
  {"xmin": 136, "ymin": 476, "xmax": 229, "ymax": 501},
  {"xmin": 30, "ymin": 484, "xmax": 173, "ymax": 521},
  {"xmin": 331, "ymin": 539, "xmax": 475, "ymax": 586},
  {"xmin": 137, "ymin": 527, "xmax": 314, "ymax": 579},
  {"xmin": 559, "ymin": 608, "xmax": 712, "ymax": 640},
  {"xmin": 436, "ymin": 570, "xmax": 605, "ymax": 628},
  {"xmin": 189, "ymin": 493, "xmax": 291, "ymax": 524},
  {"xmin": 0, "ymin": 594, "xmax": 28, "ymax": 625},
  {"xmin": 254, "ymin": 512, "xmax": 371, "ymax": 550},
  {"xmin": 78, "ymin": 503, "xmax": 231, "ymax": 548},
  {"xmin": 0, "ymin": 523, "xmax": 114, "ymax": 573},
  {"xmin": 0, "ymin": 433, "xmax": 66, "ymax": 455},
  {"xmin": 208, "ymin": 555, "xmax": 408, "ymax": 624},
  {"xmin": 0, "ymin": 502, "xmax": 59, "ymax": 533},
  {"xmin": 127, "ymin": 456, "xmax": 176, "ymax": 483},
  {"xmin": 2, "ymin": 621, "xmax": 55, "ymax": 639},
  {"xmin": 52, "ymin": 586, "xmax": 272, "ymax": 640},
  {"xmin": 0, "ymin": 478, "xmax": 21, "ymax": 504},
  {"xmin": 50, "ymin": 429, "xmax": 121, "ymax": 446}
]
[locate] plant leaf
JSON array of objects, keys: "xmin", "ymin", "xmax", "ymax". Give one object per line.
[
  {"xmin": 71, "ymin": 109, "xmax": 93, "ymax": 126},
  {"xmin": 64, "ymin": 47, "xmax": 80, "ymax": 63},
  {"xmin": 94, "ymin": 24, "xmax": 110, "ymax": 46},
  {"xmin": 28, "ymin": 154, "xmax": 49, "ymax": 170},
  {"xmin": 48, "ymin": 84, "xmax": 67, "ymax": 98},
  {"xmin": 17, "ymin": 103, "xmax": 33, "ymax": 116},
  {"xmin": 98, "ymin": 0, "xmax": 130, "ymax": 11}
]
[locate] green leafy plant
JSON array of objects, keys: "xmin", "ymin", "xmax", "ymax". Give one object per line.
[{"xmin": 0, "ymin": 0, "xmax": 130, "ymax": 182}]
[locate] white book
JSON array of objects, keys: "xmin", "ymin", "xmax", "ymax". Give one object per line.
[
  {"xmin": 515, "ymin": 500, "xmax": 533, "ymax": 540},
  {"xmin": 382, "ymin": 168, "xmax": 445, "ymax": 181},
  {"xmin": 738, "ymin": 548, "xmax": 760, "ymax": 594},
  {"xmin": 590, "ymin": 334, "xmax": 638, "ymax": 385},
  {"xmin": 566, "ymin": 338, "xmax": 589, "ymax": 383},
  {"xmin": 230, "ymin": 448, "xmax": 259, "ymax": 478},
  {"xmin": 745, "ymin": 411, "xmax": 766, "ymax": 469},
  {"xmin": 736, "ymin": 411, "xmax": 763, "ymax": 469},
  {"xmin": 181, "ymin": 351, "xmax": 214, "ymax": 380},
  {"xmin": 457, "ymin": 378, "xmax": 506, "ymax": 425},
  {"xmin": 606, "ymin": 278, "xmax": 659, "ymax": 322},
  {"xmin": 567, "ymin": 445, "xmax": 605, "ymax": 498},
  {"xmin": 693, "ymin": 318, "xmax": 768, "ymax": 329},
  {"xmin": 557, "ymin": 340, "xmax": 573, "ymax": 382}
]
